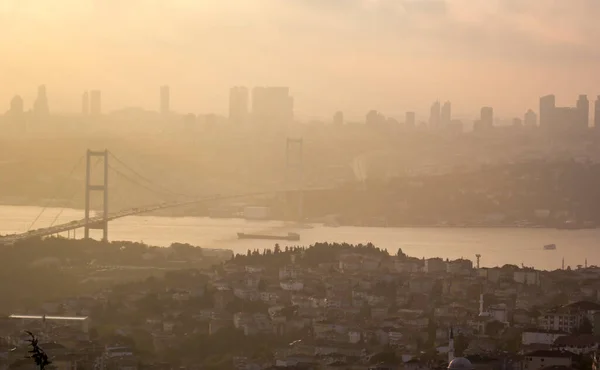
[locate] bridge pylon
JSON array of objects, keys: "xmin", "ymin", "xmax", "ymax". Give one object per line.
[
  {"xmin": 285, "ymin": 138, "xmax": 304, "ymax": 221},
  {"xmin": 84, "ymin": 149, "xmax": 109, "ymax": 241}
]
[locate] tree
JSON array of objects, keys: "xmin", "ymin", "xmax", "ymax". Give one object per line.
[{"xmin": 396, "ymin": 248, "xmax": 406, "ymax": 258}]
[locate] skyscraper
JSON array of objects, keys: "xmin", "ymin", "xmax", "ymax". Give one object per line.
[
  {"xmin": 251, "ymin": 87, "xmax": 293, "ymax": 124},
  {"xmin": 9, "ymin": 95, "xmax": 24, "ymax": 115},
  {"xmin": 405, "ymin": 112, "xmax": 415, "ymax": 128},
  {"xmin": 33, "ymin": 85, "xmax": 49, "ymax": 116},
  {"xmin": 429, "ymin": 101, "xmax": 441, "ymax": 129},
  {"xmin": 229, "ymin": 86, "xmax": 249, "ymax": 124},
  {"xmin": 82, "ymin": 91, "xmax": 89, "ymax": 116},
  {"xmin": 480, "ymin": 107, "xmax": 494, "ymax": 128},
  {"xmin": 366, "ymin": 110, "xmax": 385, "ymax": 126},
  {"xmin": 160, "ymin": 85, "xmax": 170, "ymax": 115},
  {"xmin": 441, "ymin": 101, "xmax": 451, "ymax": 127},
  {"xmin": 333, "ymin": 111, "xmax": 344, "ymax": 125},
  {"xmin": 90, "ymin": 90, "xmax": 102, "ymax": 116},
  {"xmin": 595, "ymin": 97, "xmax": 600, "ymax": 129},
  {"xmin": 576, "ymin": 95, "xmax": 589, "ymax": 129},
  {"xmin": 524, "ymin": 109, "xmax": 537, "ymax": 127},
  {"xmin": 539, "ymin": 95, "xmax": 556, "ymax": 129}
]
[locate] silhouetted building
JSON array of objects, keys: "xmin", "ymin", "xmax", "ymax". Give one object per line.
[
  {"xmin": 512, "ymin": 118, "xmax": 523, "ymax": 127},
  {"xmin": 595, "ymin": 97, "xmax": 600, "ymax": 129},
  {"xmin": 251, "ymin": 87, "xmax": 293, "ymax": 124},
  {"xmin": 366, "ymin": 110, "xmax": 385, "ymax": 126},
  {"xmin": 429, "ymin": 101, "xmax": 441, "ymax": 129},
  {"xmin": 405, "ymin": 112, "xmax": 415, "ymax": 128},
  {"xmin": 229, "ymin": 86, "xmax": 249, "ymax": 124},
  {"xmin": 333, "ymin": 111, "xmax": 344, "ymax": 125},
  {"xmin": 539, "ymin": 95, "xmax": 555, "ymax": 129},
  {"xmin": 8, "ymin": 95, "xmax": 24, "ymax": 116},
  {"xmin": 160, "ymin": 85, "xmax": 170, "ymax": 115},
  {"xmin": 576, "ymin": 95, "xmax": 589, "ymax": 129},
  {"xmin": 82, "ymin": 91, "xmax": 89, "ymax": 116},
  {"xmin": 33, "ymin": 85, "xmax": 49, "ymax": 116},
  {"xmin": 480, "ymin": 107, "xmax": 494, "ymax": 128},
  {"xmin": 90, "ymin": 90, "xmax": 102, "ymax": 116},
  {"xmin": 524, "ymin": 109, "xmax": 537, "ymax": 127},
  {"xmin": 441, "ymin": 101, "xmax": 451, "ymax": 127}
]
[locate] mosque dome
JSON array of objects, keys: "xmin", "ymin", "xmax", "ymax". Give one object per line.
[{"xmin": 448, "ymin": 357, "xmax": 473, "ymax": 370}]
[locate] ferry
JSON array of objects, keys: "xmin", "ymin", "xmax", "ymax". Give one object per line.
[
  {"xmin": 543, "ymin": 244, "xmax": 557, "ymax": 251},
  {"xmin": 237, "ymin": 232, "xmax": 300, "ymax": 241}
]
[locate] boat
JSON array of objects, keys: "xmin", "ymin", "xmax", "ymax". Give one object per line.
[
  {"xmin": 237, "ymin": 232, "xmax": 300, "ymax": 241},
  {"xmin": 543, "ymin": 244, "xmax": 557, "ymax": 250}
]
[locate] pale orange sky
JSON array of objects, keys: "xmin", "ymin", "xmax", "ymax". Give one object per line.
[{"xmin": 1, "ymin": 0, "xmax": 600, "ymax": 119}]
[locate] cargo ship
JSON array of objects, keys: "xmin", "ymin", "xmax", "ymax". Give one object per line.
[{"xmin": 237, "ymin": 232, "xmax": 300, "ymax": 241}]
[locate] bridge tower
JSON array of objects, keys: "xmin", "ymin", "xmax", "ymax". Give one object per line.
[
  {"xmin": 286, "ymin": 138, "xmax": 304, "ymax": 221},
  {"xmin": 84, "ymin": 150, "xmax": 109, "ymax": 241}
]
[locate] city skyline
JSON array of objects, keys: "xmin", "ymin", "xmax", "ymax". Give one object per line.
[
  {"xmin": 5, "ymin": 84, "xmax": 600, "ymax": 128},
  {"xmin": 2, "ymin": 1, "xmax": 600, "ymax": 118}
]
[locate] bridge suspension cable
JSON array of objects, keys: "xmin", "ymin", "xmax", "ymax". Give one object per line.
[
  {"xmin": 48, "ymin": 158, "xmax": 104, "ymax": 228},
  {"xmin": 107, "ymin": 164, "xmax": 178, "ymax": 201},
  {"xmin": 108, "ymin": 151, "xmax": 196, "ymax": 199},
  {"xmin": 28, "ymin": 155, "xmax": 85, "ymax": 231}
]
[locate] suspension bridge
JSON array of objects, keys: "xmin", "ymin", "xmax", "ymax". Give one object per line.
[{"xmin": 0, "ymin": 139, "xmax": 315, "ymax": 245}]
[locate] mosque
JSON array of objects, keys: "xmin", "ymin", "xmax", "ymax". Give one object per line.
[{"xmin": 447, "ymin": 327, "xmax": 474, "ymax": 370}]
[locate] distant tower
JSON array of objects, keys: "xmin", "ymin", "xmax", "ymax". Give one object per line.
[
  {"xmin": 9, "ymin": 95, "xmax": 24, "ymax": 115},
  {"xmin": 33, "ymin": 85, "xmax": 49, "ymax": 116},
  {"xmin": 448, "ymin": 327, "xmax": 455, "ymax": 364},
  {"xmin": 475, "ymin": 254, "xmax": 481, "ymax": 269},
  {"xmin": 160, "ymin": 85, "xmax": 170, "ymax": 115},
  {"xmin": 90, "ymin": 90, "xmax": 102, "ymax": 116},
  {"xmin": 333, "ymin": 111, "xmax": 344, "ymax": 125},
  {"xmin": 480, "ymin": 107, "xmax": 494, "ymax": 128},
  {"xmin": 405, "ymin": 112, "xmax": 416, "ymax": 128},
  {"xmin": 524, "ymin": 109, "xmax": 537, "ymax": 127},
  {"xmin": 562, "ymin": 257, "xmax": 565, "ymax": 270},
  {"xmin": 540, "ymin": 95, "xmax": 556, "ymax": 129},
  {"xmin": 585, "ymin": 258, "xmax": 588, "ymax": 268},
  {"xmin": 577, "ymin": 95, "xmax": 589, "ymax": 129},
  {"xmin": 82, "ymin": 91, "xmax": 89, "ymax": 116},
  {"xmin": 441, "ymin": 101, "xmax": 452, "ymax": 127},
  {"xmin": 429, "ymin": 101, "xmax": 441, "ymax": 130},
  {"xmin": 229, "ymin": 86, "xmax": 249, "ymax": 124}
]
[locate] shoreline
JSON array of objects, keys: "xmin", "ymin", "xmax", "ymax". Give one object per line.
[{"xmin": 1, "ymin": 202, "xmax": 596, "ymax": 231}]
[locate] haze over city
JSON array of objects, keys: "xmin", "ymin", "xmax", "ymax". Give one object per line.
[
  {"xmin": 3, "ymin": 0, "xmax": 600, "ymax": 118},
  {"xmin": 5, "ymin": 2, "xmax": 600, "ymax": 370}
]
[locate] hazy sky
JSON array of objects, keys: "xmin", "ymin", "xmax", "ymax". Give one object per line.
[{"xmin": 2, "ymin": 0, "xmax": 600, "ymax": 119}]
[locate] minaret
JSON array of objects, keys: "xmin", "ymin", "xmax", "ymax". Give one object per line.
[
  {"xmin": 448, "ymin": 326, "xmax": 455, "ymax": 364},
  {"xmin": 479, "ymin": 293, "xmax": 484, "ymax": 315}
]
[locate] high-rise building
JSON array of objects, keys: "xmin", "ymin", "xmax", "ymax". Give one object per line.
[
  {"xmin": 513, "ymin": 118, "xmax": 523, "ymax": 127},
  {"xmin": 441, "ymin": 101, "xmax": 451, "ymax": 127},
  {"xmin": 229, "ymin": 86, "xmax": 249, "ymax": 124},
  {"xmin": 82, "ymin": 91, "xmax": 89, "ymax": 115},
  {"xmin": 9, "ymin": 95, "xmax": 24, "ymax": 115},
  {"xmin": 539, "ymin": 95, "xmax": 556, "ymax": 129},
  {"xmin": 160, "ymin": 85, "xmax": 170, "ymax": 115},
  {"xmin": 90, "ymin": 90, "xmax": 102, "ymax": 116},
  {"xmin": 405, "ymin": 112, "xmax": 415, "ymax": 128},
  {"xmin": 33, "ymin": 85, "xmax": 49, "ymax": 116},
  {"xmin": 480, "ymin": 107, "xmax": 494, "ymax": 128},
  {"xmin": 251, "ymin": 87, "xmax": 293, "ymax": 124},
  {"xmin": 366, "ymin": 110, "xmax": 385, "ymax": 126},
  {"xmin": 333, "ymin": 111, "xmax": 344, "ymax": 125},
  {"xmin": 524, "ymin": 109, "xmax": 537, "ymax": 127},
  {"xmin": 429, "ymin": 101, "xmax": 441, "ymax": 129},
  {"xmin": 576, "ymin": 95, "xmax": 589, "ymax": 129},
  {"xmin": 595, "ymin": 97, "xmax": 600, "ymax": 129}
]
